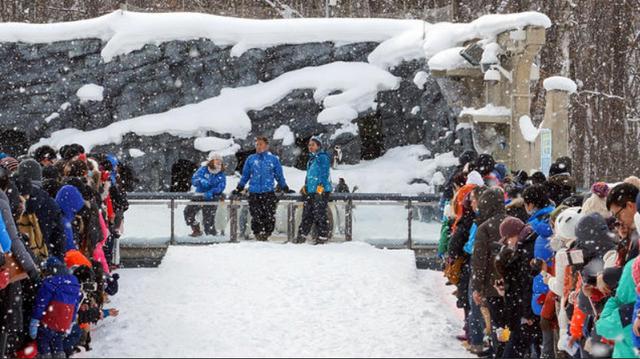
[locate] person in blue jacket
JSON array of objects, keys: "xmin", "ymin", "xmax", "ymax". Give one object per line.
[
  {"xmin": 295, "ymin": 137, "xmax": 333, "ymax": 244},
  {"xmin": 55, "ymin": 185, "xmax": 86, "ymax": 253},
  {"xmin": 184, "ymin": 153, "xmax": 227, "ymax": 237},
  {"xmin": 29, "ymin": 256, "xmax": 82, "ymax": 358},
  {"xmin": 233, "ymin": 136, "xmax": 292, "ymax": 241},
  {"xmin": 522, "ymin": 184, "xmax": 555, "ymax": 358}
]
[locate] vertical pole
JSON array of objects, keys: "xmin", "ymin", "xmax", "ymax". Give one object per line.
[
  {"xmin": 287, "ymin": 202, "xmax": 295, "ymax": 242},
  {"xmin": 229, "ymin": 202, "xmax": 238, "ymax": 243},
  {"xmin": 325, "ymin": 0, "xmax": 329, "ymax": 18},
  {"xmin": 345, "ymin": 199, "xmax": 353, "ymax": 241},
  {"xmin": 170, "ymin": 199, "xmax": 176, "ymax": 245},
  {"xmin": 407, "ymin": 200, "xmax": 413, "ymax": 250}
]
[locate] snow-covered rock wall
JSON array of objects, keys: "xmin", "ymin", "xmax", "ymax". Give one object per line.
[
  {"xmin": 0, "ymin": 39, "xmax": 454, "ymax": 191},
  {"xmin": 0, "ymin": 11, "xmax": 550, "ymax": 190}
]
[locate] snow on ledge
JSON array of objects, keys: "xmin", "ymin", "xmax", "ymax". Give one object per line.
[
  {"xmin": 0, "ymin": 11, "xmax": 423, "ymax": 61},
  {"xmin": 427, "ymin": 47, "xmax": 472, "ymax": 71},
  {"xmin": 0, "ymin": 10, "xmax": 551, "ymax": 67},
  {"xmin": 76, "ymin": 84, "xmax": 104, "ymax": 103},
  {"xmin": 543, "ymin": 76, "xmax": 577, "ymax": 94},
  {"xmin": 459, "ymin": 104, "xmax": 511, "ymax": 117},
  {"xmin": 30, "ymin": 62, "xmax": 399, "ymax": 152}
]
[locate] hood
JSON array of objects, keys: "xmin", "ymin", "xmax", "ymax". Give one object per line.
[
  {"xmin": 466, "ymin": 171, "xmax": 484, "ymax": 186},
  {"xmin": 477, "ymin": 187, "xmax": 505, "ymax": 223},
  {"xmin": 44, "ymin": 256, "xmax": 69, "ymax": 276},
  {"xmin": 529, "ymin": 206, "xmax": 555, "ymax": 238},
  {"xmin": 55, "ymin": 185, "xmax": 85, "ymax": 218},
  {"xmin": 106, "ymin": 154, "xmax": 119, "ymax": 185},
  {"xmin": 574, "ymin": 213, "xmax": 616, "ymax": 262}
]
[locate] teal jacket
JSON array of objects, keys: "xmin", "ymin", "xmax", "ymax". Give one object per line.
[
  {"xmin": 305, "ymin": 151, "xmax": 332, "ymax": 194},
  {"xmin": 596, "ymin": 258, "xmax": 638, "ymax": 358}
]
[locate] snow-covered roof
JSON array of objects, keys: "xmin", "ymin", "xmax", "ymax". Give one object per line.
[{"xmin": 0, "ymin": 10, "xmax": 551, "ymax": 65}]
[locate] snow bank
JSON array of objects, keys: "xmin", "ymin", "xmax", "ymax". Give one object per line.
[
  {"xmin": 31, "ymin": 62, "xmax": 399, "ymax": 152},
  {"xmin": 330, "ymin": 145, "xmax": 458, "ymax": 194},
  {"xmin": 273, "ymin": 125, "xmax": 295, "ymax": 146},
  {"xmin": 91, "ymin": 243, "xmax": 469, "ymax": 357},
  {"xmin": 76, "ymin": 84, "xmax": 104, "ymax": 103},
  {"xmin": 543, "ymin": 76, "xmax": 577, "ymax": 94},
  {"xmin": 519, "ymin": 115, "xmax": 539, "ymax": 142}
]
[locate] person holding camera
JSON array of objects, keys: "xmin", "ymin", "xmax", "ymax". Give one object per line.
[
  {"xmin": 233, "ymin": 136, "xmax": 293, "ymax": 241},
  {"xmin": 295, "ymin": 137, "xmax": 332, "ymax": 245}
]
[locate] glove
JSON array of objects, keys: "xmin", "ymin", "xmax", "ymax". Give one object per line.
[
  {"xmin": 231, "ymin": 186, "xmax": 243, "ymax": 196},
  {"xmin": 29, "ymin": 319, "xmax": 39, "ymax": 339},
  {"xmin": 282, "ymin": 186, "xmax": 295, "ymax": 194},
  {"xmin": 28, "ymin": 268, "xmax": 41, "ymax": 283},
  {"xmin": 316, "ymin": 185, "xmax": 324, "ymax": 194}
]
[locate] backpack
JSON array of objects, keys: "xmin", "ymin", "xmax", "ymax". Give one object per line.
[{"xmin": 17, "ymin": 213, "xmax": 48, "ymax": 260}]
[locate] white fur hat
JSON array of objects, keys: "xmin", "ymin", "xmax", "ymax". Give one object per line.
[{"xmin": 207, "ymin": 152, "xmax": 223, "ymax": 162}]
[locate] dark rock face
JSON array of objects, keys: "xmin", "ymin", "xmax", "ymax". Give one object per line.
[{"xmin": 0, "ymin": 38, "xmax": 458, "ymax": 191}]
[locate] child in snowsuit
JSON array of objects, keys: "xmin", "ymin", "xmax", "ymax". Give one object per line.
[{"xmin": 29, "ymin": 257, "xmax": 81, "ymax": 358}]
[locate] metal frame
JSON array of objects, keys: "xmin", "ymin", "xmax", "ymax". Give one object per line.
[{"xmin": 126, "ymin": 192, "xmax": 441, "ymax": 247}]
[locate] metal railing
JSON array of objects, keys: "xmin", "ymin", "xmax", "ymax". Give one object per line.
[{"xmin": 126, "ymin": 192, "xmax": 442, "ymax": 249}]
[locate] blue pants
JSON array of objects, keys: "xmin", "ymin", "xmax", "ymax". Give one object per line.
[
  {"xmin": 37, "ymin": 327, "xmax": 65, "ymax": 356},
  {"xmin": 467, "ymin": 279, "xmax": 485, "ymax": 346},
  {"xmin": 63, "ymin": 324, "xmax": 82, "ymax": 356}
]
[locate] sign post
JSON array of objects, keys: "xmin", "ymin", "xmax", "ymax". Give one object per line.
[{"xmin": 540, "ymin": 128, "xmax": 552, "ymax": 176}]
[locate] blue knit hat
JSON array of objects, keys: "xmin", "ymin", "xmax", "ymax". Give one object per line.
[{"xmin": 0, "ymin": 153, "xmax": 7, "ymax": 160}]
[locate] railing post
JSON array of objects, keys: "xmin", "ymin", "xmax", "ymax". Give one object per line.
[
  {"xmin": 170, "ymin": 199, "xmax": 176, "ymax": 246},
  {"xmin": 287, "ymin": 202, "xmax": 295, "ymax": 242},
  {"xmin": 345, "ymin": 199, "xmax": 353, "ymax": 241},
  {"xmin": 407, "ymin": 199, "xmax": 413, "ymax": 250},
  {"xmin": 229, "ymin": 201, "xmax": 239, "ymax": 243}
]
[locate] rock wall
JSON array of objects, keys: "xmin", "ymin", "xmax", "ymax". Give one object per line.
[{"xmin": 0, "ymin": 38, "xmax": 460, "ymax": 190}]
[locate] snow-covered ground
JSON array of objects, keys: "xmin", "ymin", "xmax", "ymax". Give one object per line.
[{"xmin": 90, "ymin": 242, "xmax": 469, "ymax": 357}]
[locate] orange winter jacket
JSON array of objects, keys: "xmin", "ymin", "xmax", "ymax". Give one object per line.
[{"xmin": 452, "ymin": 184, "xmax": 476, "ymax": 233}]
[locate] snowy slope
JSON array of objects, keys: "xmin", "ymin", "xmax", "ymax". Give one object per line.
[{"xmin": 90, "ymin": 243, "xmax": 470, "ymax": 358}]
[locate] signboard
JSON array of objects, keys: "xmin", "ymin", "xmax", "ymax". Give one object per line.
[{"xmin": 540, "ymin": 128, "xmax": 552, "ymax": 176}]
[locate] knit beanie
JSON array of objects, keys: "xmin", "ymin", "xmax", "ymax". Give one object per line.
[
  {"xmin": 591, "ymin": 182, "xmax": 610, "ymax": 199},
  {"xmin": 574, "ymin": 213, "xmax": 616, "ymax": 262},
  {"xmin": 17, "ymin": 159, "xmax": 42, "ymax": 183},
  {"xmin": 0, "ymin": 157, "xmax": 19, "ymax": 173},
  {"xmin": 499, "ymin": 216, "xmax": 526, "ymax": 240}
]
